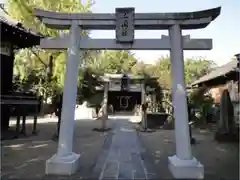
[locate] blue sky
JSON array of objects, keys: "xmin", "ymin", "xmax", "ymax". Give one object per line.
[{"xmin": 90, "ymin": 0, "xmax": 240, "ymax": 65}]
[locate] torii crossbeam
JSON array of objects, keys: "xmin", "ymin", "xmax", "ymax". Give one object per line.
[{"xmin": 40, "ymin": 35, "xmax": 212, "ymax": 50}]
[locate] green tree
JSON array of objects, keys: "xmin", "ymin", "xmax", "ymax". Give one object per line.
[
  {"xmin": 150, "ymin": 56, "xmax": 172, "ymax": 89},
  {"xmin": 131, "ymin": 62, "xmax": 147, "ymax": 75},
  {"xmin": 77, "ymin": 67, "xmax": 101, "ymax": 103},
  {"xmin": 7, "ymin": 0, "xmax": 96, "ymax": 138},
  {"xmin": 146, "ymin": 56, "xmax": 216, "ymax": 90},
  {"xmin": 7, "ymin": 0, "xmax": 93, "ymax": 37},
  {"xmin": 184, "ymin": 58, "xmax": 216, "ymax": 85},
  {"xmin": 8, "ymin": 0, "xmax": 94, "ymax": 100},
  {"xmin": 90, "ymin": 50, "xmax": 137, "ymax": 74}
]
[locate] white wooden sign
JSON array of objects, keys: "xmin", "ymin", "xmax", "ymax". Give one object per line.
[{"xmin": 115, "ymin": 8, "xmax": 135, "ymax": 43}]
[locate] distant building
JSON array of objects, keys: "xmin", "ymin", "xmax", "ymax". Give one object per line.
[
  {"xmin": 96, "ymin": 73, "xmax": 158, "ymax": 112},
  {"xmin": 191, "ymin": 56, "xmax": 239, "ymax": 126}
]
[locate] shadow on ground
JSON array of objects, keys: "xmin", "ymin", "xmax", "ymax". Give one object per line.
[
  {"xmin": 138, "ymin": 128, "xmax": 239, "ymax": 180},
  {"xmin": 1, "ymin": 119, "xmax": 115, "ymax": 179},
  {"xmin": 2, "ymin": 118, "xmax": 239, "ymax": 180}
]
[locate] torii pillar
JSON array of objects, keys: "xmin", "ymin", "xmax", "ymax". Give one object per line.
[
  {"xmin": 45, "ymin": 22, "xmax": 82, "ymax": 175},
  {"xmin": 168, "ymin": 25, "xmax": 201, "ymax": 178},
  {"xmin": 35, "ymin": 7, "xmax": 221, "ymax": 179}
]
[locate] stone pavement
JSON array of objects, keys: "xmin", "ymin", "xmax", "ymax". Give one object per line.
[
  {"xmin": 93, "ymin": 116, "xmax": 159, "ymax": 180},
  {"xmin": 2, "ymin": 116, "xmax": 160, "ymax": 180},
  {"xmin": 138, "ymin": 128, "xmax": 239, "ymax": 180},
  {"xmin": 1, "ymin": 119, "xmax": 113, "ymax": 179},
  {"xmin": 3, "ymin": 115, "xmax": 238, "ymax": 179}
]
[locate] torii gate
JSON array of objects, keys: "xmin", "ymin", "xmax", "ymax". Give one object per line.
[{"xmin": 35, "ymin": 7, "xmax": 221, "ymax": 179}]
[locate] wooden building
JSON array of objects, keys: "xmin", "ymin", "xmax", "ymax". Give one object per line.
[
  {"xmin": 96, "ymin": 73, "xmax": 157, "ymax": 112},
  {"xmin": 0, "ymin": 15, "xmax": 42, "ymax": 131},
  {"xmin": 191, "ymin": 56, "xmax": 239, "ymax": 126},
  {"xmin": 191, "ymin": 59, "xmax": 239, "ymax": 104}
]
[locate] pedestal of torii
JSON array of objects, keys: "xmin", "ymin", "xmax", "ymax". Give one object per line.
[{"xmin": 34, "ymin": 7, "xmax": 221, "ymax": 179}]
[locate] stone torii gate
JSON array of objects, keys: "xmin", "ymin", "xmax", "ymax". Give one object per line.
[{"xmin": 35, "ymin": 7, "xmax": 221, "ymax": 179}]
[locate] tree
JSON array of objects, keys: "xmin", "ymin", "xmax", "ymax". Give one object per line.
[
  {"xmin": 131, "ymin": 62, "xmax": 147, "ymax": 75},
  {"xmin": 89, "ymin": 50, "xmax": 137, "ymax": 74},
  {"xmin": 7, "ymin": 0, "xmax": 95, "ymax": 138},
  {"xmin": 7, "ymin": 0, "xmax": 93, "ymax": 37},
  {"xmin": 188, "ymin": 86, "xmax": 214, "ymax": 125},
  {"xmin": 149, "ymin": 56, "xmax": 172, "ymax": 89},
  {"xmin": 184, "ymin": 58, "xmax": 217, "ymax": 85},
  {"xmin": 145, "ymin": 56, "xmax": 216, "ymax": 90},
  {"xmin": 77, "ymin": 67, "xmax": 100, "ymax": 103},
  {"xmin": 8, "ymin": 0, "xmax": 94, "ymax": 100}
]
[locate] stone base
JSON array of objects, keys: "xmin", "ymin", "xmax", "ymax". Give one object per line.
[
  {"xmin": 45, "ymin": 152, "xmax": 80, "ymax": 175},
  {"xmin": 168, "ymin": 155, "xmax": 204, "ymax": 179}
]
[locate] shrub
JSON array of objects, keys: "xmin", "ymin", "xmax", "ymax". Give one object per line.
[{"xmin": 188, "ymin": 86, "xmax": 214, "ymax": 124}]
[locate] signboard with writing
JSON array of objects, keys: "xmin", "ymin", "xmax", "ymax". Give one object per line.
[{"xmin": 115, "ymin": 8, "xmax": 135, "ymax": 43}]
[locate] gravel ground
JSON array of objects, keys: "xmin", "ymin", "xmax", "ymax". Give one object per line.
[
  {"xmin": 1, "ymin": 118, "xmax": 115, "ymax": 179},
  {"xmin": 138, "ymin": 128, "xmax": 239, "ymax": 180},
  {"xmin": 2, "ymin": 116, "xmax": 239, "ymax": 180}
]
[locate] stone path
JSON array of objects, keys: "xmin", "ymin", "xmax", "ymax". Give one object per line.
[
  {"xmin": 1, "ymin": 120, "xmax": 111, "ymax": 179},
  {"xmin": 2, "ymin": 116, "xmax": 159, "ymax": 179},
  {"xmin": 94, "ymin": 118, "xmax": 158, "ymax": 180}
]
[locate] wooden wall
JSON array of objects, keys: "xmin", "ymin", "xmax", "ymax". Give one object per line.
[
  {"xmin": 1, "ymin": 52, "xmax": 14, "ymax": 131},
  {"xmin": 207, "ymin": 80, "xmax": 239, "ymax": 104},
  {"xmin": 208, "ymin": 85, "xmax": 227, "ymax": 104}
]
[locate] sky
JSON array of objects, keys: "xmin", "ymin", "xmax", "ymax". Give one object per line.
[
  {"xmin": 0, "ymin": 0, "xmax": 239, "ymax": 66},
  {"xmin": 90, "ymin": 0, "xmax": 240, "ymax": 66}
]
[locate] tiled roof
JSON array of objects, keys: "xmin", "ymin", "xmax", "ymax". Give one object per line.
[
  {"xmin": 103, "ymin": 73, "xmax": 158, "ymax": 80},
  {"xmin": 0, "ymin": 15, "xmax": 43, "ymax": 37},
  {"xmin": 191, "ymin": 60, "xmax": 239, "ymax": 86}
]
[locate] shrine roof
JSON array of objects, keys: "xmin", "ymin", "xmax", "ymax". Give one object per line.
[
  {"xmin": 191, "ymin": 60, "xmax": 239, "ymax": 86},
  {"xmin": 100, "ymin": 73, "xmax": 158, "ymax": 81},
  {"xmin": 0, "ymin": 15, "xmax": 43, "ymax": 48}
]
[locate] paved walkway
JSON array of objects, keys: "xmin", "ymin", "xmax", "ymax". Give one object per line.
[
  {"xmin": 3, "ymin": 115, "xmax": 238, "ymax": 179},
  {"xmin": 3, "ymin": 115, "xmax": 159, "ymax": 179},
  {"xmin": 1, "ymin": 120, "xmax": 111, "ymax": 179},
  {"xmin": 93, "ymin": 117, "xmax": 158, "ymax": 180}
]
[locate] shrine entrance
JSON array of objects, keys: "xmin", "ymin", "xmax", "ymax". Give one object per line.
[
  {"xmin": 108, "ymin": 91, "xmax": 141, "ymax": 112},
  {"xmin": 35, "ymin": 6, "xmax": 221, "ymax": 179},
  {"xmin": 119, "ymin": 96, "xmax": 128, "ymax": 109}
]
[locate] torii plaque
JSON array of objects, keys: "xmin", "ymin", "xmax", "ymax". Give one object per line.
[{"xmin": 115, "ymin": 7, "xmax": 135, "ymax": 43}]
